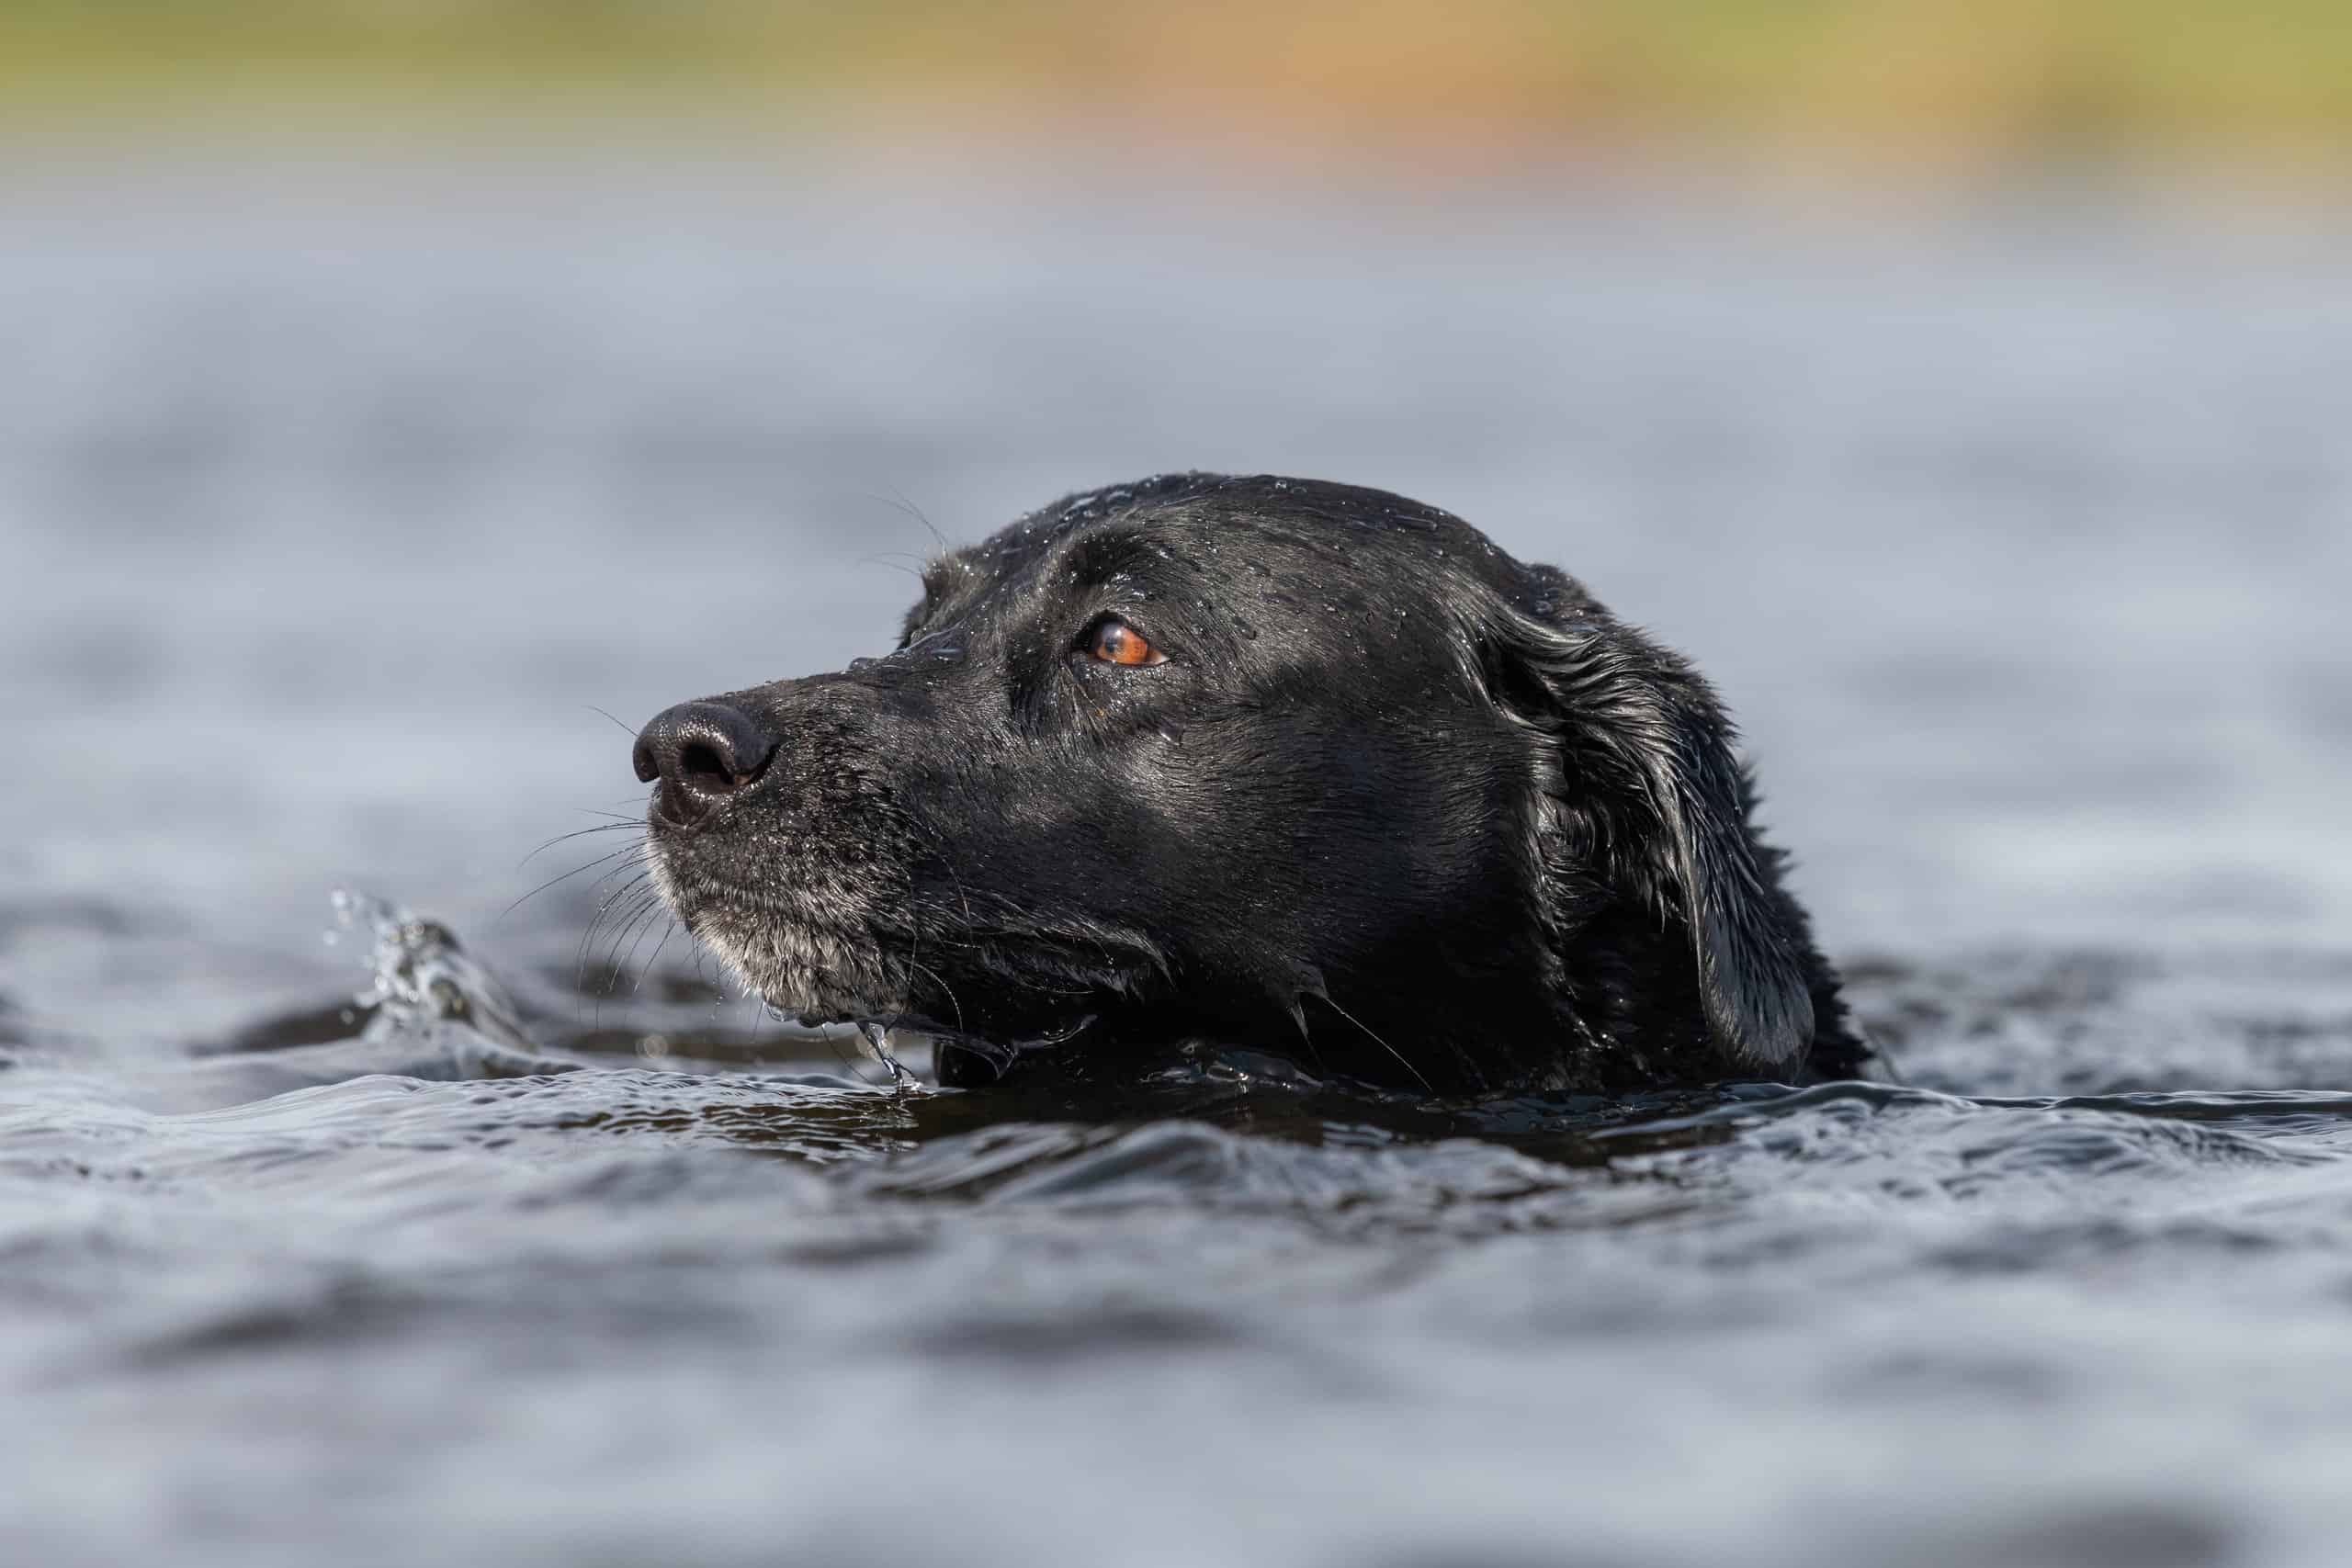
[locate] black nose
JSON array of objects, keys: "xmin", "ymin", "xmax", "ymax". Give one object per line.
[{"xmin": 632, "ymin": 701, "xmax": 777, "ymax": 829}]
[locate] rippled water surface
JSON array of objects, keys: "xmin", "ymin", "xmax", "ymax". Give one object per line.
[{"xmin": 5, "ymin": 155, "xmax": 2351, "ymax": 1566}]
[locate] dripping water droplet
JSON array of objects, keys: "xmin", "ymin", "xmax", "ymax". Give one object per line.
[{"xmin": 862, "ymin": 1022, "xmax": 919, "ymax": 1089}]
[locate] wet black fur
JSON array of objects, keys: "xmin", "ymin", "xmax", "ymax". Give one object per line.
[{"xmin": 643, "ymin": 473, "xmax": 1869, "ymax": 1094}]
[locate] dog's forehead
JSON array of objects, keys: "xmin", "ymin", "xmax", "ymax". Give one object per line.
[{"xmin": 926, "ymin": 473, "xmax": 1491, "ymax": 616}]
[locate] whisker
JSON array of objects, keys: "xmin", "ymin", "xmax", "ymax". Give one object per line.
[
  {"xmin": 1316, "ymin": 991, "xmax": 1431, "ymax": 1094},
  {"xmin": 577, "ymin": 866, "xmax": 651, "ymax": 995},
  {"xmin": 808, "ymin": 1020, "xmax": 856, "ymax": 1078},
  {"xmin": 903, "ymin": 957, "xmax": 965, "ymax": 1038},
  {"xmin": 599, "ymin": 890, "xmax": 665, "ymax": 983},
  {"xmin": 617, "ymin": 904, "xmax": 674, "ymax": 998},
  {"xmin": 856, "ymin": 554, "xmax": 926, "ymax": 586},
  {"xmin": 592, "ymin": 888, "xmax": 666, "ymax": 1032},
  {"xmin": 867, "ymin": 486, "xmax": 953, "ymax": 557},
  {"xmin": 903, "ymin": 816, "xmax": 976, "ymax": 929},
  {"xmin": 739, "ymin": 986, "xmax": 773, "ymax": 1067},
  {"xmin": 516, "ymin": 823, "xmax": 638, "ymax": 872},
  {"xmin": 498, "ymin": 843, "xmax": 639, "ymax": 929},
  {"xmin": 633, "ymin": 919, "xmax": 679, "ymax": 996}
]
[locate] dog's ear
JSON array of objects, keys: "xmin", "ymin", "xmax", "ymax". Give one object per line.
[{"xmin": 1474, "ymin": 578, "xmax": 1815, "ymax": 1073}]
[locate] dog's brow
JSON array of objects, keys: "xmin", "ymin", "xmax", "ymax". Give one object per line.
[
  {"xmin": 918, "ymin": 558, "xmax": 965, "ymax": 605},
  {"xmin": 897, "ymin": 556, "xmax": 977, "ymax": 644},
  {"xmin": 1058, "ymin": 528, "xmax": 1173, "ymax": 589}
]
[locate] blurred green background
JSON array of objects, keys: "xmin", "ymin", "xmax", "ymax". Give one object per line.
[{"xmin": 7, "ymin": 0, "xmax": 2349, "ymax": 176}]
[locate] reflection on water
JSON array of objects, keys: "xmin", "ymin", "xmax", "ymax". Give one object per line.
[{"xmin": 4, "ymin": 160, "xmax": 2350, "ymax": 1566}]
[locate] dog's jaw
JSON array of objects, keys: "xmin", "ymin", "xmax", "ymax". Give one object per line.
[{"xmin": 649, "ymin": 840, "xmax": 915, "ymax": 1024}]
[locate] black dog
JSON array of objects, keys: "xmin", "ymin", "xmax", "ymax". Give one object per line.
[{"xmin": 634, "ymin": 473, "xmax": 1866, "ymax": 1093}]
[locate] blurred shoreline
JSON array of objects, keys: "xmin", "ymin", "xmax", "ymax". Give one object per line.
[
  {"xmin": 4, "ymin": 2, "xmax": 2347, "ymax": 207},
  {"xmin": 4, "ymin": 133, "xmax": 2344, "ymax": 260}
]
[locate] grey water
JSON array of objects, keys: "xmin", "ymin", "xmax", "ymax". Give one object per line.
[{"xmin": 4, "ymin": 152, "xmax": 2351, "ymax": 1567}]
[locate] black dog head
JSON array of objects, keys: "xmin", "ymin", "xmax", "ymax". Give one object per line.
[{"xmin": 635, "ymin": 473, "xmax": 1860, "ymax": 1093}]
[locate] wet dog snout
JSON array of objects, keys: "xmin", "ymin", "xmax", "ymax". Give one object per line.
[{"xmin": 632, "ymin": 701, "xmax": 775, "ymax": 828}]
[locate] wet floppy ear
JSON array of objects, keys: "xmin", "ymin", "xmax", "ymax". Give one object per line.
[{"xmin": 1476, "ymin": 591, "xmax": 1815, "ymax": 1073}]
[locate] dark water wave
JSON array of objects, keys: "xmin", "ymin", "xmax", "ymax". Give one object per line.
[{"xmin": 6, "ymin": 894, "xmax": 2352, "ymax": 1565}]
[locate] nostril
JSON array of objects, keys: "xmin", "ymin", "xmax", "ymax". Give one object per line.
[
  {"xmin": 633, "ymin": 699, "xmax": 777, "ymax": 828},
  {"xmin": 678, "ymin": 739, "xmax": 736, "ymax": 786}
]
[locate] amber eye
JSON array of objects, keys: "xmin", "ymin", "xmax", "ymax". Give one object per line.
[{"xmin": 1085, "ymin": 617, "xmax": 1165, "ymax": 666}]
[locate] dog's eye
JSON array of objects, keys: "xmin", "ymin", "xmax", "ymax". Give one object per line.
[{"xmin": 1083, "ymin": 617, "xmax": 1165, "ymax": 667}]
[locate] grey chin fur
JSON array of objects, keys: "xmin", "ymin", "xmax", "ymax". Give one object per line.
[{"xmin": 649, "ymin": 845, "xmax": 912, "ymax": 1023}]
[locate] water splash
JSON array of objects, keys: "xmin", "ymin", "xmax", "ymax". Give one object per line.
[{"xmin": 332, "ymin": 889, "xmax": 528, "ymax": 1044}]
